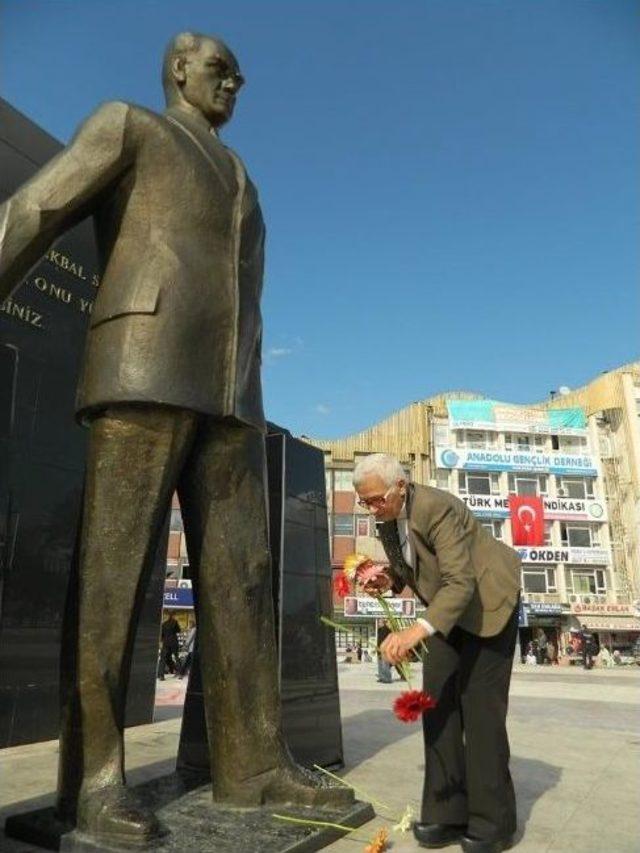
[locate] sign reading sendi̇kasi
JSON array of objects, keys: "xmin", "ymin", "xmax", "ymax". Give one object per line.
[
  {"xmin": 446, "ymin": 400, "xmax": 587, "ymax": 436},
  {"xmin": 437, "ymin": 447, "xmax": 597, "ymax": 477},
  {"xmin": 462, "ymin": 494, "xmax": 607, "ymax": 522}
]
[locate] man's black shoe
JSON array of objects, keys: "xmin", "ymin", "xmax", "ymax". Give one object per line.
[
  {"xmin": 413, "ymin": 822, "xmax": 466, "ymax": 848},
  {"xmin": 461, "ymin": 833, "xmax": 514, "ymax": 853}
]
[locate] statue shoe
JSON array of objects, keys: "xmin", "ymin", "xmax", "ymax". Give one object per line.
[
  {"xmin": 76, "ymin": 785, "xmax": 166, "ymax": 847},
  {"xmin": 212, "ymin": 763, "xmax": 355, "ymax": 808}
]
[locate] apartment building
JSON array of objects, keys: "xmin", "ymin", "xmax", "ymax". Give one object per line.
[{"xmin": 310, "ymin": 362, "xmax": 640, "ymax": 659}]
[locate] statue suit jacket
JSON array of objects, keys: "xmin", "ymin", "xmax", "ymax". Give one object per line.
[
  {"xmin": 379, "ymin": 484, "xmax": 522, "ymax": 638},
  {"xmin": 0, "ymin": 101, "xmax": 265, "ymax": 428}
]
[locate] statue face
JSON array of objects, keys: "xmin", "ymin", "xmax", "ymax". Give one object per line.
[{"xmin": 178, "ymin": 39, "xmax": 244, "ymax": 127}]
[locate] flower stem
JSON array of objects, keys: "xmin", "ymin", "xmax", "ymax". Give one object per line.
[
  {"xmin": 311, "ymin": 764, "xmax": 390, "ymax": 812},
  {"xmin": 271, "ymin": 813, "xmax": 370, "ymax": 842}
]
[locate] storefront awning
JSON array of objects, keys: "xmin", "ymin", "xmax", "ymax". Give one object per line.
[{"xmin": 578, "ymin": 616, "xmax": 640, "ymax": 631}]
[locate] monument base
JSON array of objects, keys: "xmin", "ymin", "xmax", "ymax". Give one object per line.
[{"xmin": 5, "ymin": 772, "xmax": 375, "ymax": 852}]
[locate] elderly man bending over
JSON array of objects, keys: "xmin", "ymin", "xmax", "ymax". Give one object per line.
[{"xmin": 353, "ymin": 453, "xmax": 521, "ymax": 853}]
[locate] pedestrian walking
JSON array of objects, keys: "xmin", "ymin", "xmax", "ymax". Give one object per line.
[
  {"xmin": 160, "ymin": 612, "xmax": 181, "ymax": 677},
  {"xmin": 178, "ymin": 619, "xmax": 196, "ymax": 679}
]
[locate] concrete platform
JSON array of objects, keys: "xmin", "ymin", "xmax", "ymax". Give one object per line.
[{"xmin": 2, "ymin": 663, "xmax": 639, "ymax": 852}]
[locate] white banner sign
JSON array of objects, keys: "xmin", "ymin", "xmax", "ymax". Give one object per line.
[
  {"xmin": 462, "ymin": 494, "xmax": 607, "ymax": 522},
  {"xmin": 570, "ymin": 603, "xmax": 636, "ymax": 616},
  {"xmin": 516, "ymin": 546, "xmax": 611, "ymax": 565},
  {"xmin": 342, "ymin": 596, "xmax": 416, "ymax": 618},
  {"xmin": 437, "ymin": 446, "xmax": 597, "ymax": 477}
]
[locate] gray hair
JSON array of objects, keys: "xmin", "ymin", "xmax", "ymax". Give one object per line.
[{"xmin": 353, "ymin": 453, "xmax": 406, "ymax": 488}]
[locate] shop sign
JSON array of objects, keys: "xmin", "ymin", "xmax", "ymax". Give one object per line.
[
  {"xmin": 446, "ymin": 400, "xmax": 587, "ymax": 436},
  {"xmin": 343, "ymin": 596, "xmax": 416, "ymax": 618},
  {"xmin": 570, "ymin": 602, "xmax": 636, "ymax": 616},
  {"xmin": 163, "ymin": 586, "xmax": 193, "ymax": 608},
  {"xmin": 516, "ymin": 546, "xmax": 611, "ymax": 565},
  {"xmin": 436, "ymin": 447, "xmax": 597, "ymax": 477},
  {"xmin": 526, "ymin": 602, "xmax": 563, "ymax": 617},
  {"xmin": 462, "ymin": 494, "xmax": 606, "ymax": 522}
]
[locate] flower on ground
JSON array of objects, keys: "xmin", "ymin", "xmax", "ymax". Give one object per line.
[
  {"xmin": 364, "ymin": 826, "xmax": 389, "ymax": 853},
  {"xmin": 393, "ymin": 689, "xmax": 437, "ymax": 723},
  {"xmin": 333, "ymin": 572, "xmax": 351, "ymax": 599},
  {"xmin": 392, "ymin": 804, "xmax": 415, "ymax": 833}
]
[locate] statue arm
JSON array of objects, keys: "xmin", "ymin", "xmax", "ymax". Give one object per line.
[{"xmin": 0, "ymin": 101, "xmax": 134, "ymax": 304}]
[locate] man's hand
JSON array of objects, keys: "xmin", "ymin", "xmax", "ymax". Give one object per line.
[
  {"xmin": 362, "ymin": 570, "xmax": 393, "ymax": 597},
  {"xmin": 380, "ymin": 623, "xmax": 429, "ymax": 665}
]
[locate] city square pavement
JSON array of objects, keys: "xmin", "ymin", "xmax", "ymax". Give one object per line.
[{"xmin": 1, "ymin": 663, "xmax": 638, "ymax": 852}]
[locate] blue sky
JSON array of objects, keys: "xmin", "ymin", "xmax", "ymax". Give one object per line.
[{"xmin": 2, "ymin": 1, "xmax": 638, "ymax": 438}]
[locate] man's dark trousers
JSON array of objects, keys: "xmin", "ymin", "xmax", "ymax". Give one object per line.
[{"xmin": 421, "ymin": 601, "xmax": 519, "ymax": 841}]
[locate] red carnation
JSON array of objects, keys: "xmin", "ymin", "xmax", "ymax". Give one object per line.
[
  {"xmin": 393, "ymin": 690, "xmax": 437, "ymax": 723},
  {"xmin": 333, "ymin": 572, "xmax": 351, "ymax": 599}
]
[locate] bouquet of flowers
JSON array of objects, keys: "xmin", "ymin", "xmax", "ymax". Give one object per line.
[{"xmin": 325, "ymin": 553, "xmax": 436, "ymax": 723}]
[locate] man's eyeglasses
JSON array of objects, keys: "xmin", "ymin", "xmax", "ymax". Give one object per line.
[{"xmin": 356, "ymin": 485, "xmax": 395, "ymax": 510}]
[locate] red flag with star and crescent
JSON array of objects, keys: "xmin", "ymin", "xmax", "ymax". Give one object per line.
[{"xmin": 510, "ymin": 495, "xmax": 545, "ymax": 546}]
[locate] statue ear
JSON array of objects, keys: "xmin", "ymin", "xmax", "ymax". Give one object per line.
[{"xmin": 172, "ymin": 56, "xmax": 187, "ymax": 85}]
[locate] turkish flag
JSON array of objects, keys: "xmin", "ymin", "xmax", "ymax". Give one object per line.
[{"xmin": 510, "ymin": 495, "xmax": 545, "ymax": 546}]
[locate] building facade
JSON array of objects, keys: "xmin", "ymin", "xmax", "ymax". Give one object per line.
[{"xmin": 310, "ymin": 362, "xmax": 640, "ymax": 661}]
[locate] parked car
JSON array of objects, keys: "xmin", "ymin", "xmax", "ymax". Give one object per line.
[{"xmin": 633, "ymin": 637, "xmax": 640, "ymax": 666}]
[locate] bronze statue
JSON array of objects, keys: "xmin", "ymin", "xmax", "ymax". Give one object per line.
[{"xmin": 0, "ymin": 32, "xmax": 350, "ymax": 847}]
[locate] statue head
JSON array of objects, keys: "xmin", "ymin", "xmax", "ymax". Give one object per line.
[{"xmin": 162, "ymin": 32, "xmax": 244, "ymax": 128}]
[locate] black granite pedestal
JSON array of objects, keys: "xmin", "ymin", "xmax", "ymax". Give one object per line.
[{"xmin": 6, "ymin": 772, "xmax": 374, "ymax": 852}]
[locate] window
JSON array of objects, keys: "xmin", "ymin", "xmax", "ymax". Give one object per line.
[
  {"xmin": 459, "ymin": 472, "xmax": 500, "ymax": 495},
  {"xmin": 521, "ymin": 567, "xmax": 557, "ymax": 594},
  {"xmin": 333, "ymin": 514, "xmax": 354, "ymax": 536},
  {"xmin": 508, "ymin": 474, "xmax": 547, "ymax": 496},
  {"xmin": 170, "ymin": 509, "xmax": 183, "ymax": 532},
  {"xmin": 456, "ymin": 430, "xmax": 494, "ymax": 449},
  {"xmin": 544, "ymin": 521, "xmax": 553, "ymax": 546},
  {"xmin": 560, "ymin": 523, "xmax": 592, "ymax": 548},
  {"xmin": 533, "ymin": 434, "xmax": 546, "ymax": 452},
  {"xmin": 480, "ymin": 520, "xmax": 503, "ymax": 540},
  {"xmin": 569, "ymin": 569, "xmax": 606, "ymax": 595},
  {"xmin": 333, "ymin": 470, "xmax": 354, "ymax": 492},
  {"xmin": 556, "ymin": 477, "xmax": 594, "ymax": 499},
  {"xmin": 435, "ymin": 424, "xmax": 449, "ymax": 446},
  {"xmin": 560, "ymin": 435, "xmax": 587, "ymax": 454},
  {"xmin": 505, "ymin": 432, "xmax": 544, "ymax": 452},
  {"xmin": 356, "ymin": 516, "xmax": 370, "ymax": 537},
  {"xmin": 436, "ymin": 469, "xmax": 450, "ymax": 490},
  {"xmin": 468, "ymin": 430, "xmax": 489, "ymax": 448},
  {"xmin": 522, "ymin": 571, "xmax": 546, "ymax": 593}
]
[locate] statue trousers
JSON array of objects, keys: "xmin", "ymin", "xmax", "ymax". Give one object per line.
[{"xmin": 57, "ymin": 405, "xmax": 286, "ymax": 816}]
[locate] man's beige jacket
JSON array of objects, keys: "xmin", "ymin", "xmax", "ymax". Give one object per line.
[{"xmin": 380, "ymin": 483, "xmax": 522, "ymax": 638}]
